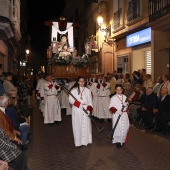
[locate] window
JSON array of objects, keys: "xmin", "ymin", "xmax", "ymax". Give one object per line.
[
  {"xmin": 145, "ymin": 51, "xmax": 151, "ymax": 75},
  {"xmin": 127, "ymin": 0, "xmax": 140, "ymax": 22}
]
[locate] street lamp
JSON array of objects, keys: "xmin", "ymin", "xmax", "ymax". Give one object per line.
[
  {"xmin": 25, "ymin": 49, "xmax": 30, "ymax": 55},
  {"xmin": 97, "ymin": 15, "xmax": 103, "ymax": 27},
  {"xmin": 97, "ymin": 1, "xmax": 111, "ymax": 32}
]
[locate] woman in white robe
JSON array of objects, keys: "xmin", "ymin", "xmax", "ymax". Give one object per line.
[
  {"xmin": 109, "ymin": 84, "xmax": 130, "ymax": 148},
  {"xmin": 69, "ymin": 76, "xmax": 93, "ymax": 147},
  {"xmin": 43, "ymin": 74, "xmax": 61, "ymax": 124}
]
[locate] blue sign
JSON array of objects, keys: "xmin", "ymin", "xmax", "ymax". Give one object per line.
[{"xmin": 126, "ymin": 27, "xmax": 151, "ymax": 47}]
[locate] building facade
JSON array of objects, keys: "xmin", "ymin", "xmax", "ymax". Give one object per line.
[
  {"xmin": 63, "ymin": 0, "xmax": 170, "ymax": 80},
  {"xmin": 0, "ymin": 0, "xmax": 21, "ymax": 73}
]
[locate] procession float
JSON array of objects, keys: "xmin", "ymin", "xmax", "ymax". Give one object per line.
[{"xmin": 46, "ymin": 20, "xmax": 99, "ymax": 78}]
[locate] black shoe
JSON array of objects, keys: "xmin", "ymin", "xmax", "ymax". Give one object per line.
[
  {"xmin": 107, "ymin": 119, "xmax": 112, "ymax": 123},
  {"xmin": 162, "ymin": 130, "xmax": 169, "ymax": 136},
  {"xmin": 116, "ymin": 143, "xmax": 122, "ymax": 148},
  {"xmin": 152, "ymin": 128, "xmax": 162, "ymax": 133},
  {"xmin": 76, "ymin": 146, "xmax": 82, "ymax": 148},
  {"xmin": 100, "ymin": 119, "xmax": 104, "ymax": 123},
  {"xmin": 145, "ymin": 124, "xmax": 154, "ymax": 130},
  {"xmin": 21, "ymin": 145, "xmax": 28, "ymax": 151}
]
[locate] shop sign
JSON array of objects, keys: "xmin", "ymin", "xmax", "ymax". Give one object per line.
[{"xmin": 126, "ymin": 27, "xmax": 151, "ymax": 47}]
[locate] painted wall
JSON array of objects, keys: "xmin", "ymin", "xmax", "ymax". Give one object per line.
[
  {"xmin": 152, "ymin": 30, "xmax": 170, "ymax": 81},
  {"xmin": 132, "ymin": 50, "xmax": 145, "ymax": 72}
]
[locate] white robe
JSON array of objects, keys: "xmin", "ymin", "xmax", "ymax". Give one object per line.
[
  {"xmin": 90, "ymin": 83, "xmax": 98, "ymax": 117},
  {"xmin": 66, "ymin": 81, "xmax": 75, "ymax": 115},
  {"xmin": 96, "ymin": 82, "xmax": 112, "ymax": 119},
  {"xmin": 36, "ymin": 78, "xmax": 46, "ymax": 111},
  {"xmin": 69, "ymin": 87, "xmax": 93, "ymax": 147},
  {"xmin": 109, "ymin": 94, "xmax": 130, "ymax": 145},
  {"xmin": 60, "ymin": 89, "xmax": 68, "ymax": 108},
  {"xmin": 43, "ymin": 81, "xmax": 61, "ymax": 124}
]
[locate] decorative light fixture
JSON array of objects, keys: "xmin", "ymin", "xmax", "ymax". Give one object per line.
[
  {"xmin": 25, "ymin": 49, "xmax": 30, "ymax": 55},
  {"xmin": 97, "ymin": 15, "xmax": 103, "ymax": 27},
  {"xmin": 97, "ymin": 1, "xmax": 111, "ymax": 32}
]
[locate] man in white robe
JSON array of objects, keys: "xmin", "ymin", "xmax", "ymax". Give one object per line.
[
  {"xmin": 109, "ymin": 91, "xmax": 130, "ymax": 148},
  {"xmin": 42, "ymin": 74, "xmax": 61, "ymax": 124}
]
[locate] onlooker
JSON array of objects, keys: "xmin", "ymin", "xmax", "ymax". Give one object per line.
[
  {"xmin": 128, "ymin": 86, "xmax": 141, "ymax": 120},
  {"xmin": 143, "ymin": 74, "xmax": 154, "ymax": 89},
  {"xmin": 0, "ymin": 64, "xmax": 5, "ymax": 96},
  {"xmin": 153, "ymin": 76, "xmax": 163, "ymax": 97},
  {"xmin": 0, "ymin": 95, "xmax": 21, "ymax": 144},
  {"xmin": 109, "ymin": 74, "xmax": 117, "ymax": 97},
  {"xmin": 158, "ymin": 74, "xmax": 170, "ymax": 97},
  {"xmin": 3, "ymin": 72, "xmax": 18, "ymax": 95},
  {"xmin": 153, "ymin": 87, "xmax": 170, "ymax": 133},
  {"xmin": 0, "ymin": 127, "xmax": 28, "ymax": 170},
  {"xmin": 6, "ymin": 97, "xmax": 29, "ymax": 151},
  {"xmin": 116, "ymin": 73, "xmax": 124, "ymax": 85},
  {"xmin": 138, "ymin": 87, "xmax": 158, "ymax": 129}
]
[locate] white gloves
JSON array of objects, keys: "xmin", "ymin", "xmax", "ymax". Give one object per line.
[
  {"xmin": 123, "ymin": 102, "xmax": 128, "ymax": 107},
  {"xmin": 87, "ymin": 110, "xmax": 90, "ymax": 115},
  {"xmin": 79, "ymin": 103, "xmax": 84, "ymax": 109},
  {"xmin": 41, "ymin": 100, "xmax": 45, "ymax": 105}
]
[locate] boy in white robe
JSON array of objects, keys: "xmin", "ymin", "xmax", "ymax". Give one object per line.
[{"xmin": 109, "ymin": 84, "xmax": 130, "ymax": 148}]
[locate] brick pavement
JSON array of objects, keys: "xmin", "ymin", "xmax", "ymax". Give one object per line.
[{"xmin": 26, "ymin": 101, "xmax": 170, "ymax": 170}]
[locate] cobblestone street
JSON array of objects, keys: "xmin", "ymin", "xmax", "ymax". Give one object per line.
[{"xmin": 26, "ymin": 101, "xmax": 170, "ymax": 170}]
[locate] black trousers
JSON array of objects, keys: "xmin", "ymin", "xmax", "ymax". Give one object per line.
[
  {"xmin": 140, "ymin": 110, "xmax": 154, "ymax": 127},
  {"xmin": 9, "ymin": 152, "xmax": 28, "ymax": 170},
  {"xmin": 155, "ymin": 111, "xmax": 170, "ymax": 131}
]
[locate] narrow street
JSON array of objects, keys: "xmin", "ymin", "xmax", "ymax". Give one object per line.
[{"xmin": 26, "ymin": 98, "xmax": 170, "ymax": 170}]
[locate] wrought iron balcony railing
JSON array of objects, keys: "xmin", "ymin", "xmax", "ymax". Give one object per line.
[
  {"xmin": 149, "ymin": 0, "xmax": 170, "ymax": 22},
  {"xmin": 127, "ymin": 0, "xmax": 140, "ymax": 22},
  {"xmin": 113, "ymin": 8, "xmax": 122, "ymax": 31}
]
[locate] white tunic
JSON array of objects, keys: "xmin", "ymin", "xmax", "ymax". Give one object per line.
[
  {"xmin": 90, "ymin": 83, "xmax": 98, "ymax": 117},
  {"xmin": 43, "ymin": 81, "xmax": 61, "ymax": 124},
  {"xmin": 69, "ymin": 87, "xmax": 93, "ymax": 147},
  {"xmin": 96, "ymin": 82, "xmax": 112, "ymax": 119},
  {"xmin": 66, "ymin": 81, "xmax": 75, "ymax": 115},
  {"xmin": 36, "ymin": 78, "xmax": 46, "ymax": 111},
  {"xmin": 109, "ymin": 94, "xmax": 130, "ymax": 144}
]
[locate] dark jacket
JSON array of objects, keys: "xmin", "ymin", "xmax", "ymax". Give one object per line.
[
  {"xmin": 6, "ymin": 105, "xmax": 20, "ymax": 131},
  {"xmin": 156, "ymin": 95, "xmax": 170, "ymax": 113},
  {"xmin": 143, "ymin": 93, "xmax": 158, "ymax": 111}
]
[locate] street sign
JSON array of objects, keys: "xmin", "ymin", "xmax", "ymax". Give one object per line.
[{"xmin": 126, "ymin": 27, "xmax": 151, "ymax": 47}]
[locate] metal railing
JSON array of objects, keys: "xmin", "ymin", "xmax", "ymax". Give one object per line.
[
  {"xmin": 113, "ymin": 8, "xmax": 122, "ymax": 30},
  {"xmin": 127, "ymin": 0, "xmax": 140, "ymax": 22},
  {"xmin": 149, "ymin": 0, "xmax": 170, "ymax": 22}
]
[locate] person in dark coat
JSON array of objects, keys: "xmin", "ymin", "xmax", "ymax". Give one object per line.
[
  {"xmin": 153, "ymin": 87, "xmax": 170, "ymax": 133},
  {"xmin": 138, "ymin": 87, "xmax": 158, "ymax": 129}
]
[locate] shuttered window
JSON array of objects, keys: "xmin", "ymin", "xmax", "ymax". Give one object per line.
[{"xmin": 145, "ymin": 50, "xmax": 151, "ymax": 75}]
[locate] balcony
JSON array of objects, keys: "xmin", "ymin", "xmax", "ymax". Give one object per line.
[
  {"xmin": 149, "ymin": 0, "xmax": 170, "ymax": 22},
  {"xmin": 127, "ymin": 0, "xmax": 140, "ymax": 22},
  {"xmin": 113, "ymin": 8, "xmax": 122, "ymax": 31}
]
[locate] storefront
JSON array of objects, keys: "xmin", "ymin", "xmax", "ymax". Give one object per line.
[{"xmin": 126, "ymin": 27, "xmax": 152, "ymax": 74}]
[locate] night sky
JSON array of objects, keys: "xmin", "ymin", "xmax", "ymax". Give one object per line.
[{"xmin": 27, "ymin": 0, "xmax": 66, "ymax": 71}]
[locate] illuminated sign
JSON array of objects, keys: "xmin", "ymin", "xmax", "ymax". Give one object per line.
[{"xmin": 126, "ymin": 27, "xmax": 151, "ymax": 47}]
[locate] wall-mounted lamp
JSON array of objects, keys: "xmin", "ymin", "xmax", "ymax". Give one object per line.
[
  {"xmin": 97, "ymin": 1, "xmax": 111, "ymax": 32},
  {"xmin": 25, "ymin": 49, "xmax": 30, "ymax": 55}
]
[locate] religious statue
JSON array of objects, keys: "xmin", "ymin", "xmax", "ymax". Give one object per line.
[{"xmin": 58, "ymin": 34, "xmax": 72, "ymax": 59}]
